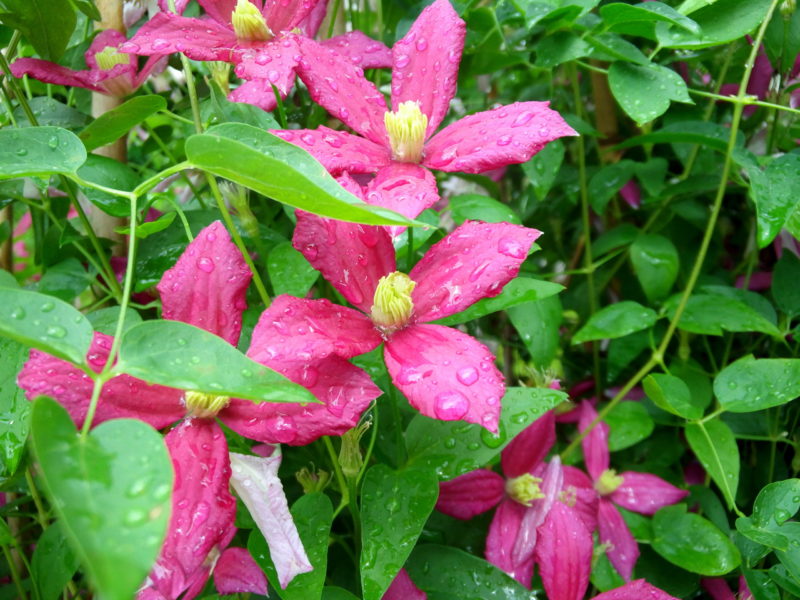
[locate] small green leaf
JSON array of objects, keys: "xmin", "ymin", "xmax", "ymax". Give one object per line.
[
  {"xmin": 77, "ymin": 155, "xmax": 137, "ymax": 217},
  {"xmin": 86, "ymin": 306, "xmax": 142, "ymax": 337},
  {"xmin": 522, "ymin": 139, "xmax": 565, "ymax": 202},
  {"xmin": 747, "ymin": 154, "xmax": 800, "ymax": 248},
  {"xmin": 360, "ymin": 465, "xmax": 439, "ymax": 600},
  {"xmin": 206, "ymin": 80, "xmax": 280, "ymax": 130},
  {"xmin": 573, "ymin": 301, "xmax": 658, "ymax": 344},
  {"xmin": 32, "ymin": 524, "xmax": 80, "ymax": 600},
  {"xmin": 0, "ymin": 126, "xmax": 86, "ymax": 179},
  {"xmin": 0, "ymin": 0, "xmax": 75, "ymax": 60},
  {"xmin": 0, "ymin": 287, "xmax": 93, "ymax": 366},
  {"xmin": 449, "ymin": 194, "xmax": 521, "ymax": 225},
  {"xmin": 685, "ymin": 419, "xmax": 740, "ymax": 510},
  {"xmin": 600, "ymin": 2, "xmax": 700, "ymax": 32},
  {"xmin": 116, "ymin": 213, "xmax": 177, "ymax": 239},
  {"xmin": 587, "ymin": 33, "xmax": 650, "ymax": 65},
  {"xmin": 609, "ymin": 62, "xmax": 693, "ymax": 125},
  {"xmin": 588, "ymin": 160, "xmax": 637, "ymax": 213},
  {"xmin": 644, "ymin": 373, "xmax": 703, "ymax": 419},
  {"xmin": 508, "ymin": 295, "xmax": 562, "ymax": 368},
  {"xmin": 715, "ymin": 357, "xmax": 800, "ymax": 413},
  {"xmin": 267, "ymin": 241, "xmax": 319, "ymax": 298},
  {"xmin": 616, "ymin": 121, "xmax": 741, "ymax": 152},
  {"xmin": 657, "ymin": 0, "xmax": 772, "ymax": 49},
  {"xmin": 115, "ymin": 320, "xmax": 318, "ymax": 404},
  {"xmin": 604, "ymin": 400, "xmax": 654, "ymax": 451},
  {"xmin": 30, "ymin": 397, "xmax": 173, "ymax": 600},
  {"xmin": 770, "ymin": 564, "xmax": 800, "ymax": 597},
  {"xmin": 669, "ymin": 293, "xmax": 781, "ymax": 337},
  {"xmin": 0, "ymin": 337, "xmax": 31, "ymax": 477},
  {"xmin": 652, "ymin": 504, "xmax": 741, "ymax": 575},
  {"xmin": 773, "ymin": 251, "xmax": 800, "ymax": 317},
  {"xmin": 14, "ymin": 97, "xmax": 89, "ymax": 128},
  {"xmin": 79, "ymin": 95, "xmax": 167, "ymax": 152},
  {"xmin": 534, "ymin": 32, "xmax": 590, "ymax": 67},
  {"xmin": 629, "ymin": 234, "xmax": 679, "ymax": 302}
]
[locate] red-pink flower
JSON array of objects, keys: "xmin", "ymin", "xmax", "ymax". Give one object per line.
[
  {"xmin": 592, "ymin": 580, "xmax": 679, "ymax": 600},
  {"xmin": 11, "ymin": 30, "xmax": 165, "ymax": 96},
  {"xmin": 577, "ymin": 401, "xmax": 688, "ymax": 580},
  {"xmin": 283, "ymin": 215, "xmax": 540, "ymax": 431},
  {"xmin": 272, "ymin": 0, "xmax": 575, "ymax": 206},
  {"xmin": 383, "ymin": 569, "xmax": 427, "ymax": 600},
  {"xmin": 701, "ymin": 575, "xmax": 753, "ymax": 600}
]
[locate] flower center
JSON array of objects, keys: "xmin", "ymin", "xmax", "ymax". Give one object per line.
[
  {"xmin": 231, "ymin": 0, "xmax": 273, "ymax": 42},
  {"xmin": 95, "ymin": 46, "xmax": 131, "ymax": 71},
  {"xmin": 184, "ymin": 390, "xmax": 231, "ymax": 419},
  {"xmin": 506, "ymin": 473, "xmax": 545, "ymax": 507},
  {"xmin": 370, "ymin": 271, "xmax": 415, "ymax": 331},
  {"xmin": 384, "ymin": 101, "xmax": 428, "ymax": 163},
  {"xmin": 595, "ymin": 468, "xmax": 624, "ymax": 496}
]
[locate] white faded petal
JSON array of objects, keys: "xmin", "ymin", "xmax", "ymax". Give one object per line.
[{"xmin": 511, "ymin": 456, "xmax": 564, "ymax": 565}]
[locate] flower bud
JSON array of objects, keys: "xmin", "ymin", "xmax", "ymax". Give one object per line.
[
  {"xmin": 339, "ymin": 420, "xmax": 371, "ymax": 480},
  {"xmin": 296, "ymin": 466, "xmax": 331, "ymax": 494}
]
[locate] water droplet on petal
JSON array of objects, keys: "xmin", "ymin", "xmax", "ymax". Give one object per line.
[
  {"xmin": 434, "ymin": 390, "xmax": 470, "ymax": 420},
  {"xmin": 456, "ymin": 367, "xmax": 479, "ymax": 386},
  {"xmin": 197, "ymin": 257, "xmax": 215, "ymax": 273}
]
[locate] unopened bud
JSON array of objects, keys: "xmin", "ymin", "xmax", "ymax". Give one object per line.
[
  {"xmin": 339, "ymin": 419, "xmax": 371, "ymax": 480},
  {"xmin": 296, "ymin": 466, "xmax": 331, "ymax": 494},
  {"xmin": 781, "ymin": 0, "xmax": 795, "ymax": 18}
]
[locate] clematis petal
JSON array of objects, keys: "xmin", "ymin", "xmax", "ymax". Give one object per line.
[
  {"xmin": 140, "ymin": 419, "xmax": 237, "ymax": 600},
  {"xmin": 611, "ymin": 472, "xmax": 688, "ymax": 516},
  {"xmin": 598, "ymin": 499, "xmax": 639, "ymax": 581},
  {"xmin": 17, "ymin": 333, "xmax": 184, "ymax": 430},
  {"xmin": 501, "ymin": 411, "xmax": 555, "ymax": 478},
  {"xmin": 86, "ymin": 29, "xmax": 138, "ymax": 92},
  {"xmin": 122, "ymin": 13, "xmax": 240, "ymax": 62},
  {"xmin": 424, "ymin": 102, "xmax": 577, "ymax": 174},
  {"xmin": 384, "ymin": 324, "xmax": 503, "ymax": 432},
  {"xmin": 410, "ymin": 221, "xmax": 541, "ymax": 322},
  {"xmin": 157, "ymin": 221, "xmax": 251, "ymax": 346},
  {"xmin": 272, "ymin": 127, "xmax": 390, "ymax": 175},
  {"xmin": 534, "ymin": 501, "xmax": 593, "ymax": 600},
  {"xmin": 134, "ymin": 55, "xmax": 170, "ymax": 88},
  {"xmin": 436, "ymin": 469, "xmax": 505, "ymax": 520},
  {"xmin": 196, "ymin": 0, "xmax": 238, "ymax": 25},
  {"xmin": 391, "ymin": 0, "xmax": 465, "ymax": 136},
  {"xmin": 214, "ymin": 547, "xmax": 268, "ymax": 595},
  {"xmin": 230, "ymin": 38, "xmax": 300, "ymax": 111},
  {"xmin": 10, "ymin": 58, "xmax": 100, "ymax": 92},
  {"xmin": 158, "ymin": 0, "xmax": 191, "ymax": 13},
  {"xmin": 562, "ymin": 466, "xmax": 599, "ymax": 533},
  {"xmin": 701, "ymin": 578, "xmax": 737, "ymax": 600},
  {"xmin": 579, "ymin": 400, "xmax": 610, "ymax": 481},
  {"xmin": 299, "ymin": 0, "xmax": 328, "ymax": 36},
  {"xmin": 485, "ymin": 498, "xmax": 534, "ymax": 588},
  {"xmin": 86, "ymin": 30, "xmax": 132, "ymax": 69},
  {"xmin": 293, "ymin": 211, "xmax": 396, "ymax": 313},
  {"xmin": 229, "ymin": 451, "xmax": 312, "ymax": 588},
  {"xmin": 295, "ymin": 37, "xmax": 388, "ymax": 145},
  {"xmin": 383, "ymin": 568, "xmax": 427, "ymax": 600},
  {"xmin": 323, "ymin": 31, "xmax": 392, "ymax": 69},
  {"xmin": 364, "ymin": 163, "xmax": 439, "ymax": 236},
  {"xmin": 593, "ymin": 580, "xmax": 680, "ymax": 600},
  {"xmin": 263, "ymin": 0, "xmax": 314, "ymax": 33},
  {"xmin": 511, "ymin": 457, "xmax": 563, "ymax": 566}
]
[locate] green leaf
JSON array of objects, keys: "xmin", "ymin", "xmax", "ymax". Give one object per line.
[
  {"xmin": 534, "ymin": 32, "xmax": 590, "ymax": 67},
  {"xmin": 79, "ymin": 96, "xmax": 167, "ymax": 152},
  {"xmin": 573, "ymin": 301, "xmax": 658, "ymax": 344},
  {"xmin": 770, "ymin": 564, "xmax": 800, "ymax": 597},
  {"xmin": 644, "ymin": 373, "xmax": 703, "ymax": 419},
  {"xmin": 609, "ymin": 62, "xmax": 693, "ymax": 125},
  {"xmin": 0, "ymin": 337, "xmax": 30, "ymax": 477},
  {"xmin": 752, "ymin": 480, "xmax": 800, "ymax": 530},
  {"xmin": 775, "ymin": 522, "xmax": 800, "ymax": 584},
  {"xmin": 685, "ymin": 419, "xmax": 739, "ymax": 510},
  {"xmin": 14, "ymin": 97, "xmax": 89, "ymax": 128},
  {"xmin": 322, "ymin": 588, "xmax": 360, "ymax": 600},
  {"xmin": 652, "ymin": 504, "xmax": 741, "ymax": 575},
  {"xmin": 29, "ymin": 397, "xmax": 172, "ymax": 600},
  {"xmin": 656, "ymin": 0, "xmax": 772, "ymax": 49},
  {"xmin": 449, "ymin": 194, "xmax": 521, "ymax": 225},
  {"xmin": 249, "ymin": 492, "xmax": 333, "ymax": 600},
  {"xmin": 115, "ymin": 320, "xmax": 318, "ymax": 404},
  {"xmin": 743, "ymin": 569, "xmax": 781, "ymax": 600},
  {"xmin": 37, "ymin": 257, "xmax": 93, "ymax": 301},
  {"xmin": 406, "ymin": 544, "xmax": 532, "ymax": 599},
  {"xmin": 435, "ymin": 278, "xmax": 563, "ymax": 326},
  {"xmin": 588, "ymin": 160, "xmax": 637, "ymax": 213},
  {"xmin": 206, "ymin": 80, "xmax": 280, "ymax": 130},
  {"xmin": 587, "ymin": 33, "xmax": 650, "ymax": 65},
  {"xmin": 629, "ymin": 234, "xmax": 679, "ymax": 302},
  {"xmin": 746, "ymin": 154, "xmax": 800, "ymax": 248},
  {"xmin": 116, "ymin": 213, "xmax": 177, "ymax": 239},
  {"xmin": 508, "ymin": 295, "xmax": 562, "ymax": 367},
  {"xmin": 86, "ymin": 306, "xmax": 142, "ymax": 336},
  {"xmin": 604, "ymin": 400, "xmax": 654, "ymax": 451},
  {"xmin": 267, "ymin": 241, "xmax": 319, "ymax": 298},
  {"xmin": 0, "ymin": 0, "xmax": 75, "ymax": 60},
  {"xmin": 522, "ymin": 139, "xmax": 565, "ymax": 201},
  {"xmin": 600, "ymin": 2, "xmax": 700, "ymax": 32},
  {"xmin": 360, "ymin": 465, "xmax": 439, "ymax": 600},
  {"xmin": 737, "ymin": 516, "xmax": 789, "ymax": 550},
  {"xmin": 76, "ymin": 155, "xmax": 137, "ymax": 217},
  {"xmin": 68, "ymin": 0, "xmax": 100, "ymax": 19},
  {"xmin": 773, "ymin": 251, "xmax": 800, "ymax": 317},
  {"xmin": 615, "ymin": 121, "xmax": 739, "ymax": 152},
  {"xmin": 185, "ymin": 123, "xmax": 415, "ymax": 227},
  {"xmin": 32, "ymin": 524, "xmax": 80, "ymax": 600},
  {"xmin": 406, "ymin": 387, "xmax": 565, "ymax": 480},
  {"xmin": 0, "ymin": 126, "xmax": 86, "ymax": 179},
  {"xmin": 669, "ymin": 292, "xmax": 781, "ymax": 337},
  {"xmin": 0, "ymin": 287, "xmax": 93, "ymax": 366},
  {"xmin": 714, "ymin": 357, "xmax": 800, "ymax": 413}
]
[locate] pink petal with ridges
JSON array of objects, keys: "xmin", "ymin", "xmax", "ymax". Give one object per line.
[
  {"xmin": 598, "ymin": 499, "xmax": 639, "ymax": 581},
  {"xmin": 197, "ymin": 0, "xmax": 240, "ymax": 24},
  {"xmin": 85, "ymin": 29, "xmax": 137, "ymax": 89},
  {"xmin": 273, "ymin": 127, "xmax": 390, "ymax": 175},
  {"xmin": 295, "ymin": 37, "xmax": 388, "ymax": 145},
  {"xmin": 300, "ymin": 0, "xmax": 328, "ymax": 36},
  {"xmin": 158, "ymin": 0, "xmax": 191, "ymax": 13},
  {"xmin": 501, "ymin": 411, "xmax": 555, "ymax": 478},
  {"xmin": 410, "ymin": 221, "xmax": 541, "ymax": 322},
  {"xmin": 10, "ymin": 58, "xmax": 101, "ymax": 92},
  {"xmin": 140, "ymin": 419, "xmax": 237, "ymax": 600},
  {"xmin": 384, "ymin": 324, "xmax": 503, "ymax": 432},
  {"xmin": 157, "ymin": 221, "xmax": 251, "ymax": 346},
  {"xmin": 424, "ymin": 102, "xmax": 577, "ymax": 174},
  {"xmin": 230, "ymin": 37, "xmax": 300, "ymax": 110},
  {"xmin": 511, "ymin": 457, "xmax": 563, "ymax": 566},
  {"xmin": 391, "ymin": 0, "xmax": 464, "ymax": 135},
  {"xmin": 293, "ymin": 211, "xmax": 396, "ymax": 313},
  {"xmin": 264, "ymin": 0, "xmax": 314, "ymax": 33},
  {"xmin": 562, "ymin": 466, "xmax": 599, "ymax": 533},
  {"xmin": 134, "ymin": 55, "xmax": 169, "ymax": 88},
  {"xmin": 579, "ymin": 400, "xmax": 610, "ymax": 481},
  {"xmin": 534, "ymin": 501, "xmax": 593, "ymax": 600},
  {"xmin": 229, "ymin": 451, "xmax": 312, "ymax": 588},
  {"xmin": 323, "ymin": 31, "xmax": 392, "ymax": 69},
  {"xmin": 436, "ymin": 469, "xmax": 504, "ymax": 519},
  {"xmin": 593, "ymin": 580, "xmax": 679, "ymax": 600},
  {"xmin": 485, "ymin": 498, "xmax": 534, "ymax": 588},
  {"xmin": 611, "ymin": 472, "xmax": 688, "ymax": 516},
  {"xmin": 18, "ymin": 333, "xmax": 184, "ymax": 430},
  {"xmin": 121, "ymin": 13, "xmax": 240, "ymax": 62},
  {"xmin": 701, "ymin": 578, "xmax": 736, "ymax": 600},
  {"xmin": 383, "ymin": 568, "xmax": 427, "ymax": 600},
  {"xmin": 364, "ymin": 163, "xmax": 439, "ymax": 236},
  {"xmin": 214, "ymin": 547, "xmax": 268, "ymax": 595}
]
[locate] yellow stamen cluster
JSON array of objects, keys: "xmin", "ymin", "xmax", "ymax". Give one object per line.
[
  {"xmin": 506, "ymin": 473, "xmax": 545, "ymax": 507},
  {"xmin": 384, "ymin": 101, "xmax": 428, "ymax": 163},
  {"xmin": 370, "ymin": 272, "xmax": 416, "ymax": 331},
  {"xmin": 94, "ymin": 46, "xmax": 131, "ymax": 71},
  {"xmin": 595, "ymin": 468, "xmax": 624, "ymax": 496},
  {"xmin": 184, "ymin": 391, "xmax": 231, "ymax": 419},
  {"xmin": 232, "ymin": 0, "xmax": 273, "ymax": 41}
]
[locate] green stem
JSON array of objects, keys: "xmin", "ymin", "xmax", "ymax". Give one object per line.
[
  {"xmin": 25, "ymin": 468, "xmax": 49, "ymax": 528},
  {"xmin": 324, "ymin": 436, "xmax": 350, "ymax": 519},
  {"xmin": 1, "ymin": 545, "xmax": 27, "ymax": 600}
]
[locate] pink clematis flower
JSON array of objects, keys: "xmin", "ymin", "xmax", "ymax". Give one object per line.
[
  {"xmin": 383, "ymin": 569, "xmax": 427, "ymax": 600},
  {"xmin": 577, "ymin": 401, "xmax": 688, "ymax": 580},
  {"xmin": 11, "ymin": 30, "xmax": 165, "ymax": 96},
  {"xmin": 213, "ymin": 547, "xmax": 268, "ymax": 595},
  {"xmin": 701, "ymin": 576, "xmax": 753, "ymax": 600},
  {"xmin": 272, "ymin": 0, "xmax": 575, "ymax": 207},
  {"xmin": 592, "ymin": 580, "xmax": 679, "ymax": 600},
  {"xmin": 283, "ymin": 214, "xmax": 541, "ymax": 431},
  {"xmin": 122, "ymin": 0, "xmax": 391, "ymax": 111}
]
